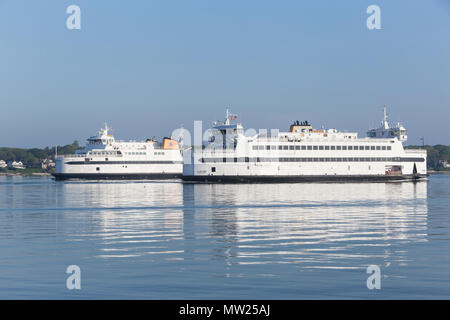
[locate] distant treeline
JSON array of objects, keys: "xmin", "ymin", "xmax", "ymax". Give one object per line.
[
  {"xmin": 405, "ymin": 145, "xmax": 450, "ymax": 169},
  {"xmin": 0, "ymin": 141, "xmax": 81, "ymax": 169}
]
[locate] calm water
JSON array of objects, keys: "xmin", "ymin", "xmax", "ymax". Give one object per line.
[{"xmin": 0, "ymin": 175, "xmax": 449, "ymax": 299}]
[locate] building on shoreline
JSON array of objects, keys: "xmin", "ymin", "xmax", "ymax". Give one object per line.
[
  {"xmin": 8, "ymin": 161, "xmax": 26, "ymax": 170},
  {"xmin": 439, "ymin": 160, "xmax": 450, "ymax": 169},
  {"xmin": 41, "ymin": 159, "xmax": 55, "ymax": 170}
]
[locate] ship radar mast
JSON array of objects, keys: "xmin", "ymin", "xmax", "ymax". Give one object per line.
[
  {"xmin": 224, "ymin": 106, "xmax": 238, "ymax": 125},
  {"xmin": 101, "ymin": 122, "xmax": 112, "ymax": 137},
  {"xmin": 214, "ymin": 107, "xmax": 238, "ymax": 127},
  {"xmin": 382, "ymin": 106, "xmax": 389, "ymax": 129}
]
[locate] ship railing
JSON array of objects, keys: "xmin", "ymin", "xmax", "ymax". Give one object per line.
[
  {"xmin": 56, "ymin": 154, "xmax": 87, "ymax": 159},
  {"xmin": 56, "ymin": 153, "xmax": 127, "ymax": 159},
  {"xmin": 404, "ymin": 149, "xmax": 427, "ymax": 154}
]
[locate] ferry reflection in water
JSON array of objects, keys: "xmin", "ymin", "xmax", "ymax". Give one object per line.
[
  {"xmin": 181, "ymin": 182, "xmax": 428, "ymax": 270},
  {"xmin": 57, "ymin": 181, "xmax": 186, "ymax": 259},
  {"xmin": 67, "ymin": 180, "xmax": 428, "ymax": 271},
  {"xmin": 0, "ymin": 176, "xmax": 436, "ymax": 299}
]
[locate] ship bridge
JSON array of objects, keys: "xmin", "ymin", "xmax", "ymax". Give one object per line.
[
  {"xmin": 84, "ymin": 123, "xmax": 116, "ymax": 152},
  {"xmin": 207, "ymin": 108, "xmax": 244, "ymax": 150},
  {"xmin": 367, "ymin": 108, "xmax": 407, "ymax": 141}
]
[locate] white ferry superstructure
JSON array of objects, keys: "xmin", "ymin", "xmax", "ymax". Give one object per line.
[
  {"xmin": 182, "ymin": 108, "xmax": 427, "ymax": 182},
  {"xmin": 53, "ymin": 123, "xmax": 182, "ymax": 180}
]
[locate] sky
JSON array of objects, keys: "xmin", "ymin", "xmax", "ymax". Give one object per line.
[{"xmin": 0, "ymin": 0, "xmax": 449, "ymax": 148}]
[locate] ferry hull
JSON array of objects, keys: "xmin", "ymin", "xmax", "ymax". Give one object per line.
[
  {"xmin": 181, "ymin": 174, "xmax": 427, "ymax": 183},
  {"xmin": 52, "ymin": 173, "xmax": 181, "ymax": 181}
]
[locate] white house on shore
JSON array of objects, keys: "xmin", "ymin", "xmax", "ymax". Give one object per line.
[
  {"xmin": 8, "ymin": 161, "xmax": 26, "ymax": 170},
  {"xmin": 0, "ymin": 160, "xmax": 7, "ymax": 168},
  {"xmin": 41, "ymin": 159, "xmax": 55, "ymax": 170},
  {"xmin": 439, "ymin": 160, "xmax": 450, "ymax": 169}
]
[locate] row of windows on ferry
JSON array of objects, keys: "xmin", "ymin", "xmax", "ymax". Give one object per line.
[
  {"xmin": 89, "ymin": 151, "xmax": 122, "ymax": 156},
  {"xmin": 88, "ymin": 151, "xmax": 165, "ymax": 156},
  {"xmin": 201, "ymin": 157, "xmax": 423, "ymax": 163},
  {"xmin": 124, "ymin": 151, "xmax": 165, "ymax": 155},
  {"xmin": 251, "ymin": 145, "xmax": 392, "ymax": 151}
]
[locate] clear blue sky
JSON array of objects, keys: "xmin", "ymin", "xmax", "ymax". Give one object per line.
[{"xmin": 1, "ymin": 0, "xmax": 449, "ymax": 148}]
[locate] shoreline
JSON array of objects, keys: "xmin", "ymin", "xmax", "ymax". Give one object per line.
[
  {"xmin": 0, "ymin": 172, "xmax": 52, "ymax": 177},
  {"xmin": 427, "ymin": 170, "xmax": 450, "ymax": 174}
]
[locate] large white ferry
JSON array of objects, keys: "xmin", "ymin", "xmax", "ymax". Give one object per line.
[
  {"xmin": 53, "ymin": 124, "xmax": 182, "ymax": 180},
  {"xmin": 182, "ymin": 108, "xmax": 427, "ymax": 182}
]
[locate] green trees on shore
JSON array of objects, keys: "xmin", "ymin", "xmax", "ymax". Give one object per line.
[
  {"xmin": 405, "ymin": 145, "xmax": 450, "ymax": 170},
  {"xmin": 0, "ymin": 141, "xmax": 80, "ymax": 169}
]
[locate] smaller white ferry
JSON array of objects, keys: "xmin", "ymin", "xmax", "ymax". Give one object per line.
[{"xmin": 53, "ymin": 123, "xmax": 182, "ymax": 180}]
